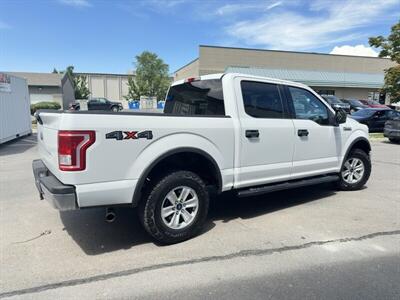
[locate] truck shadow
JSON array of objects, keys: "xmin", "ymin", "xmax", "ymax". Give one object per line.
[
  {"xmin": 59, "ymin": 184, "xmax": 336, "ymax": 255},
  {"xmin": 59, "ymin": 207, "xmax": 150, "ymax": 255},
  {"xmin": 209, "ymin": 183, "xmax": 336, "ymax": 223}
]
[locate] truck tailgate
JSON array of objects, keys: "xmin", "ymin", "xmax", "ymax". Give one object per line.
[{"xmin": 37, "ymin": 112, "xmax": 61, "ymax": 177}]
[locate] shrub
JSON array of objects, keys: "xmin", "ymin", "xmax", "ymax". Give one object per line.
[{"xmin": 30, "ymin": 101, "xmax": 61, "ymax": 115}]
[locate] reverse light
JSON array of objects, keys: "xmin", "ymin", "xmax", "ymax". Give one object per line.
[{"xmin": 58, "ymin": 130, "xmax": 95, "ymax": 171}]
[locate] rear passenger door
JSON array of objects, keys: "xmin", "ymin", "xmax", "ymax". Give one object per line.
[
  {"xmin": 236, "ymin": 79, "xmax": 295, "ymax": 188},
  {"xmin": 285, "ymin": 86, "xmax": 341, "ymax": 178}
]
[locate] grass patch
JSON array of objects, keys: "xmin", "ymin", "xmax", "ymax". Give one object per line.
[{"xmin": 369, "ymin": 133, "xmax": 384, "ymax": 139}]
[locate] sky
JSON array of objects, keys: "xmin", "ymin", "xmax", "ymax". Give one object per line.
[{"xmin": 0, "ymin": 0, "xmax": 398, "ymax": 74}]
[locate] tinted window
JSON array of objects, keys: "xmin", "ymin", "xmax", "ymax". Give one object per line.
[
  {"xmin": 375, "ymin": 110, "xmax": 387, "ymax": 118},
  {"xmin": 348, "ymin": 100, "xmax": 365, "ymax": 106},
  {"xmin": 352, "ymin": 109, "xmax": 375, "ymax": 117},
  {"xmin": 241, "ymin": 81, "xmax": 284, "ymax": 118},
  {"xmin": 164, "ymin": 79, "xmax": 224, "ymax": 115},
  {"xmin": 289, "ymin": 86, "xmax": 329, "ymax": 125}
]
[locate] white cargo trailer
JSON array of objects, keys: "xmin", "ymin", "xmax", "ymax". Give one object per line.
[{"xmin": 0, "ymin": 73, "xmax": 32, "ymax": 144}]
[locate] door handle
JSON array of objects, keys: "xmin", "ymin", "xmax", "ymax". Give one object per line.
[
  {"xmin": 298, "ymin": 129, "xmax": 309, "ymax": 137},
  {"xmin": 246, "ymin": 130, "xmax": 259, "ymax": 138}
]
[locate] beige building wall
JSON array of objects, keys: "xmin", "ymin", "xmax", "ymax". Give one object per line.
[
  {"xmin": 174, "ymin": 45, "xmax": 395, "ymax": 102},
  {"xmin": 106, "ymin": 77, "xmax": 119, "ymax": 101},
  {"xmin": 29, "ymin": 86, "xmax": 62, "ymax": 104},
  {"xmin": 89, "ymin": 76, "xmax": 105, "ymax": 98},
  {"xmin": 82, "ymin": 73, "xmax": 132, "ymax": 101},
  {"xmin": 121, "ymin": 77, "xmax": 129, "ymax": 99},
  {"xmin": 174, "ymin": 59, "xmax": 199, "ymax": 81},
  {"xmin": 198, "ymin": 45, "xmax": 395, "ymax": 75}
]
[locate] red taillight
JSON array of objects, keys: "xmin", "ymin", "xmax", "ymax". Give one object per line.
[
  {"xmin": 185, "ymin": 77, "xmax": 200, "ymax": 83},
  {"xmin": 58, "ymin": 130, "xmax": 95, "ymax": 171}
]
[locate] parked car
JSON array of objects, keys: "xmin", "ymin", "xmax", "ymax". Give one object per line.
[
  {"xmin": 69, "ymin": 98, "xmax": 123, "ymax": 112},
  {"xmin": 358, "ymin": 99, "xmax": 388, "ymax": 108},
  {"xmin": 350, "ymin": 108, "xmax": 400, "ymax": 132},
  {"xmin": 384, "ymin": 118, "xmax": 400, "ymax": 143},
  {"xmin": 387, "ymin": 101, "xmax": 400, "ymax": 111},
  {"xmin": 321, "ymin": 95, "xmax": 351, "ymax": 113},
  {"xmin": 33, "ymin": 73, "xmax": 371, "ymax": 244},
  {"xmin": 341, "ymin": 99, "xmax": 368, "ymax": 113}
]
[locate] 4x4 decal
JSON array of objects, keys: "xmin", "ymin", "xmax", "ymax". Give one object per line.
[{"xmin": 106, "ymin": 130, "xmax": 153, "ymax": 140}]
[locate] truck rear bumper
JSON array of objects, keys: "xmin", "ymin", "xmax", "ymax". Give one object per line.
[{"xmin": 32, "ymin": 159, "xmax": 78, "ymax": 211}]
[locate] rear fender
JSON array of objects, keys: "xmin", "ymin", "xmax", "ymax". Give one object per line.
[{"xmin": 128, "ymin": 133, "xmax": 226, "ymax": 205}]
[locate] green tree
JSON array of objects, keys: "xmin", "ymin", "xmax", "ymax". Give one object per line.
[
  {"xmin": 369, "ymin": 20, "xmax": 400, "ymax": 103},
  {"xmin": 124, "ymin": 51, "xmax": 170, "ymax": 101},
  {"xmin": 62, "ymin": 65, "xmax": 90, "ymax": 99},
  {"xmin": 74, "ymin": 75, "xmax": 90, "ymax": 99}
]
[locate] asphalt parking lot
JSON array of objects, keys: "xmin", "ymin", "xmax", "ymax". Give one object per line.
[{"xmin": 0, "ymin": 135, "xmax": 399, "ymax": 299}]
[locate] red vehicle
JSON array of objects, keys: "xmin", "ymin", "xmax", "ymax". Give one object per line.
[{"xmin": 358, "ymin": 99, "xmax": 388, "ymax": 108}]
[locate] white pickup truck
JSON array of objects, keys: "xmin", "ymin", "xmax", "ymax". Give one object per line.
[{"xmin": 33, "ymin": 73, "xmax": 371, "ymax": 244}]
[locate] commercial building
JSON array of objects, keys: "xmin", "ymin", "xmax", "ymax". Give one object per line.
[
  {"xmin": 4, "ymin": 71, "xmax": 134, "ymax": 109},
  {"xmin": 174, "ymin": 45, "xmax": 396, "ymax": 102},
  {"xmin": 5, "ymin": 72, "xmax": 73, "ymax": 105},
  {"xmin": 75, "ymin": 72, "xmax": 132, "ymax": 102}
]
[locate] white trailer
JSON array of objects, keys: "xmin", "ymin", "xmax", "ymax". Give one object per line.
[{"xmin": 0, "ymin": 73, "xmax": 32, "ymax": 144}]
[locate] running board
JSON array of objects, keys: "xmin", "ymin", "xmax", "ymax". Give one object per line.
[{"xmin": 237, "ymin": 175, "xmax": 339, "ymax": 198}]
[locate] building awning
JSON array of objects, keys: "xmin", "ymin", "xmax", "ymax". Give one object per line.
[{"xmin": 225, "ymin": 66, "xmax": 384, "ymax": 89}]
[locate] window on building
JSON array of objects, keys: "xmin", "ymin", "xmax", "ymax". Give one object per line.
[
  {"xmin": 288, "ymin": 86, "xmax": 329, "ymax": 125},
  {"xmin": 315, "ymin": 89, "xmax": 335, "ymax": 96},
  {"xmin": 240, "ymin": 81, "xmax": 284, "ymax": 118},
  {"xmin": 164, "ymin": 79, "xmax": 225, "ymax": 115}
]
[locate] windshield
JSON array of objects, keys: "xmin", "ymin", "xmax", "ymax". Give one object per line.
[
  {"xmin": 352, "ymin": 109, "xmax": 376, "ymax": 117},
  {"xmin": 164, "ymin": 79, "xmax": 225, "ymax": 115}
]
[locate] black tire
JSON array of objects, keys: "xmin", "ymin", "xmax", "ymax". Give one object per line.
[
  {"xmin": 337, "ymin": 148, "xmax": 371, "ymax": 191},
  {"xmin": 111, "ymin": 106, "xmax": 119, "ymax": 112},
  {"xmin": 389, "ymin": 138, "xmax": 400, "ymax": 144},
  {"xmin": 139, "ymin": 171, "xmax": 209, "ymax": 244}
]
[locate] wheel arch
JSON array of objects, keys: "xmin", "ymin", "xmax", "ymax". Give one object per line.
[
  {"xmin": 342, "ymin": 137, "xmax": 371, "ymax": 166},
  {"xmin": 132, "ymin": 147, "xmax": 223, "ymax": 207}
]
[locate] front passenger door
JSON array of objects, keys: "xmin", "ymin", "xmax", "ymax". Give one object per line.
[{"xmin": 286, "ymin": 86, "xmax": 341, "ymax": 178}]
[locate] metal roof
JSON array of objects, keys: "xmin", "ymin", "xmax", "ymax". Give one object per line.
[{"xmin": 225, "ymin": 67, "xmax": 384, "ymax": 88}]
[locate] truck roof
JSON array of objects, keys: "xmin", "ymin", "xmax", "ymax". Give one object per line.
[{"xmin": 171, "ymin": 72, "xmax": 310, "ymax": 90}]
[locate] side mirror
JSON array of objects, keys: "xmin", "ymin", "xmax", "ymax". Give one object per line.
[{"xmin": 335, "ymin": 108, "xmax": 347, "ymax": 125}]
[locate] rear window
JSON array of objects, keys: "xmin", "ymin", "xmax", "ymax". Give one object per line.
[
  {"xmin": 164, "ymin": 79, "xmax": 225, "ymax": 116},
  {"xmin": 240, "ymin": 81, "xmax": 284, "ymax": 118}
]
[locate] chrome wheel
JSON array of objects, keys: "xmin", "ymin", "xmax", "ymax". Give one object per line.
[
  {"xmin": 341, "ymin": 158, "xmax": 365, "ymax": 184},
  {"xmin": 161, "ymin": 186, "xmax": 199, "ymax": 230}
]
